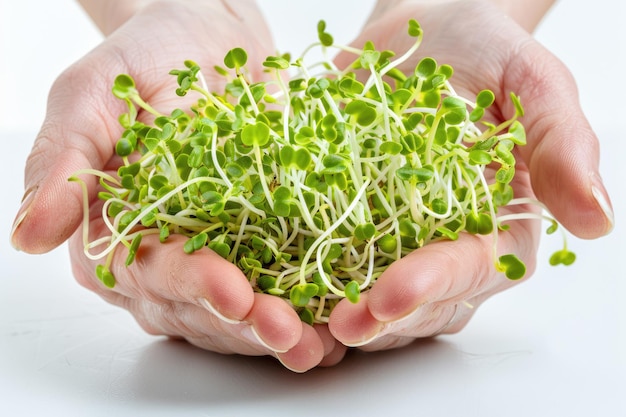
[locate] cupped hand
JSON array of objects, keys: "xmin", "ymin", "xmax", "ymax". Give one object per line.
[
  {"xmin": 329, "ymin": 0, "xmax": 614, "ymax": 350},
  {"xmin": 11, "ymin": 0, "xmax": 346, "ymax": 371}
]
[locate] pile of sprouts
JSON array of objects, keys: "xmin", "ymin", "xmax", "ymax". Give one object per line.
[{"xmin": 71, "ymin": 20, "xmax": 575, "ymax": 324}]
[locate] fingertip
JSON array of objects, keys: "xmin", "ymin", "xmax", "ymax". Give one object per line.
[
  {"xmin": 134, "ymin": 234, "xmax": 256, "ymax": 321},
  {"xmin": 589, "ymin": 173, "xmax": 614, "ymax": 237},
  {"xmin": 276, "ymin": 323, "xmax": 325, "ymax": 373},
  {"xmin": 246, "ymin": 293, "xmax": 302, "ymax": 353},
  {"xmin": 313, "ymin": 324, "xmax": 348, "ymax": 367},
  {"xmin": 365, "ymin": 258, "xmax": 437, "ymax": 323},
  {"xmin": 328, "ymin": 294, "xmax": 383, "ymax": 347},
  {"xmin": 530, "ymin": 136, "xmax": 614, "ymax": 239},
  {"xmin": 11, "ymin": 158, "xmax": 85, "ymax": 254}
]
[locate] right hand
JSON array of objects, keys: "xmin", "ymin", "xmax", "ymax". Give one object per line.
[{"xmin": 10, "ymin": 0, "xmax": 347, "ymax": 372}]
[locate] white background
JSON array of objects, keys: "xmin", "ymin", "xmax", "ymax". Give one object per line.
[{"xmin": 1, "ymin": 1, "xmax": 625, "ymax": 416}]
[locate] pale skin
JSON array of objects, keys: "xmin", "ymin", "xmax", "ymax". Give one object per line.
[{"xmin": 11, "ymin": 0, "xmax": 614, "ymax": 371}]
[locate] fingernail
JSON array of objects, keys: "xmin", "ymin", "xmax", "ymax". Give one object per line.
[
  {"xmin": 240, "ymin": 325, "xmax": 289, "ymax": 353},
  {"xmin": 344, "ymin": 330, "xmax": 381, "ymax": 347},
  {"xmin": 275, "ymin": 354, "xmax": 307, "ymax": 373},
  {"xmin": 10, "ymin": 187, "xmax": 37, "ymax": 251},
  {"xmin": 591, "ymin": 174, "xmax": 614, "ymax": 234},
  {"xmin": 344, "ymin": 303, "xmax": 426, "ymax": 347},
  {"xmin": 197, "ymin": 297, "xmax": 241, "ymax": 325}
]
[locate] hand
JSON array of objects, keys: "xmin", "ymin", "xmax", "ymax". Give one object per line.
[
  {"xmin": 11, "ymin": 0, "xmax": 346, "ymax": 372},
  {"xmin": 328, "ymin": 0, "xmax": 614, "ymax": 350}
]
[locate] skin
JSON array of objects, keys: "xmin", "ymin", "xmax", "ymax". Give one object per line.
[
  {"xmin": 10, "ymin": 0, "xmax": 613, "ymax": 370},
  {"xmin": 328, "ymin": 0, "xmax": 614, "ymax": 348}
]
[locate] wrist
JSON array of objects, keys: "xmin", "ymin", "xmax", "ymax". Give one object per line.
[
  {"xmin": 486, "ymin": 0, "xmax": 556, "ymax": 32},
  {"xmin": 77, "ymin": 0, "xmax": 152, "ymax": 36},
  {"xmin": 371, "ymin": 0, "xmax": 556, "ymax": 32}
]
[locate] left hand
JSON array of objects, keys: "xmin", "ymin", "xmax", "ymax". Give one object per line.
[{"xmin": 328, "ymin": 0, "xmax": 614, "ymax": 351}]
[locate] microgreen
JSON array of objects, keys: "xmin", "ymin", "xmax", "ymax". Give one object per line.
[{"xmin": 70, "ymin": 19, "xmax": 575, "ymax": 323}]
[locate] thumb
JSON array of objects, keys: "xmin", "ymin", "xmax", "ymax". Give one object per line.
[
  {"xmin": 10, "ymin": 57, "xmax": 124, "ymax": 254},
  {"xmin": 504, "ymin": 41, "xmax": 614, "ymax": 239}
]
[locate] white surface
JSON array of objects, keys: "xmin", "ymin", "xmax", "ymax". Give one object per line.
[{"xmin": 1, "ymin": 1, "xmax": 625, "ymax": 416}]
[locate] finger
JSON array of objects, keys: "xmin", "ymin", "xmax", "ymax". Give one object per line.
[
  {"xmin": 503, "ymin": 40, "xmax": 614, "ymax": 239},
  {"xmin": 276, "ymin": 323, "xmax": 325, "ymax": 373},
  {"xmin": 11, "ymin": 53, "xmax": 126, "ymax": 254},
  {"xmin": 122, "ymin": 296, "xmax": 294, "ymax": 357},
  {"xmin": 328, "ymin": 293, "xmax": 384, "ymax": 347},
  {"xmin": 313, "ymin": 324, "xmax": 348, "ymax": 367},
  {"xmin": 244, "ymin": 293, "xmax": 303, "ymax": 353},
  {"xmin": 189, "ymin": 293, "xmax": 305, "ymax": 355},
  {"xmin": 71, "ymin": 226, "xmax": 310, "ymax": 354},
  {"xmin": 366, "ymin": 224, "xmax": 537, "ymax": 325},
  {"xmin": 70, "ymin": 232, "xmax": 256, "ymax": 324}
]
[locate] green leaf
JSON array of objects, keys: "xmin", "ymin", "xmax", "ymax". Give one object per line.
[
  {"xmin": 293, "ymin": 148, "xmax": 312, "ymax": 170},
  {"xmin": 325, "ymin": 243, "xmax": 343, "ymax": 261},
  {"xmin": 294, "ymin": 126, "xmax": 315, "ymax": 145},
  {"xmin": 257, "ymin": 275, "xmax": 277, "ymax": 292},
  {"xmin": 496, "ymin": 166, "xmax": 515, "ymax": 184},
  {"xmin": 360, "ymin": 50, "xmax": 381, "ymax": 68},
  {"xmin": 149, "ymin": 174, "xmax": 169, "ymax": 190},
  {"xmin": 96, "ymin": 265, "xmax": 116, "ymax": 288},
  {"xmin": 312, "ymin": 273, "xmax": 329, "ymax": 297},
  {"xmin": 159, "ymin": 225, "xmax": 170, "ymax": 243},
  {"xmin": 241, "ymin": 122, "xmax": 270, "ymax": 146},
  {"xmin": 441, "ymin": 96, "xmax": 467, "ymax": 125},
  {"xmin": 396, "ymin": 164, "xmax": 434, "ymax": 182},
  {"xmin": 380, "ymin": 141, "xmax": 403, "ymax": 155},
  {"xmin": 415, "ymin": 57, "xmax": 437, "ymax": 78},
  {"xmin": 469, "ymin": 107, "xmax": 485, "ymax": 123},
  {"xmin": 322, "ymin": 154, "xmax": 347, "ymax": 170},
  {"xmin": 546, "ymin": 220, "xmax": 559, "ymax": 235},
  {"xmin": 497, "ymin": 254, "xmax": 527, "ymax": 280},
  {"xmin": 549, "ymin": 249, "xmax": 576, "ymax": 266},
  {"xmin": 465, "ymin": 212, "xmax": 493, "ymax": 235},
  {"xmin": 431, "ymin": 198, "xmax": 447, "ymax": 215},
  {"xmin": 224, "ymin": 47, "xmax": 248, "ymax": 69},
  {"xmin": 183, "ymin": 232, "xmax": 208, "ymax": 254},
  {"xmin": 344, "ymin": 100, "xmax": 377, "ymax": 126},
  {"xmin": 510, "ymin": 92, "xmax": 525, "ymax": 117},
  {"xmin": 115, "ymin": 137, "xmax": 135, "ymax": 157},
  {"xmin": 306, "ymin": 78, "xmax": 331, "ymax": 99},
  {"xmin": 344, "ymin": 281, "xmax": 360, "ymax": 303},
  {"xmin": 290, "ymin": 283, "xmax": 320, "ymax": 307},
  {"xmin": 273, "ymin": 185, "xmax": 292, "ymax": 201},
  {"xmin": 354, "ymin": 223, "xmax": 376, "ymax": 240},
  {"xmin": 208, "ymin": 240, "xmax": 231, "ymax": 259},
  {"xmin": 125, "ymin": 233, "xmax": 143, "ymax": 266},
  {"xmin": 273, "ymin": 200, "xmax": 291, "ymax": 217},
  {"xmin": 225, "ymin": 162, "xmax": 245, "ymax": 178},
  {"xmin": 436, "ymin": 227, "xmax": 458, "ymax": 240},
  {"xmin": 377, "ymin": 234, "xmax": 397, "ymax": 254},
  {"xmin": 338, "ymin": 77, "xmax": 364, "ymax": 96},
  {"xmin": 317, "ymin": 20, "xmax": 334, "ymax": 46},
  {"xmin": 279, "ymin": 145, "xmax": 295, "ymax": 167},
  {"xmin": 476, "ymin": 90, "xmax": 495, "ymax": 108},
  {"xmin": 469, "ymin": 149, "xmax": 493, "ymax": 165},
  {"xmin": 298, "ymin": 308, "xmax": 315, "ymax": 325},
  {"xmin": 262, "ymin": 55, "xmax": 290, "ymax": 70},
  {"xmin": 112, "ymin": 74, "xmax": 136, "ymax": 99},
  {"xmin": 408, "ymin": 19, "xmax": 423, "ymax": 38},
  {"xmin": 508, "ymin": 120, "xmax": 527, "ymax": 145},
  {"xmin": 399, "ymin": 218, "xmax": 417, "ymax": 237}
]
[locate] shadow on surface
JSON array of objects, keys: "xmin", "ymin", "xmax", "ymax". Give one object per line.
[{"xmin": 129, "ymin": 337, "xmax": 465, "ymax": 408}]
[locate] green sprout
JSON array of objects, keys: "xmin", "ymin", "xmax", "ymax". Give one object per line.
[{"xmin": 70, "ymin": 19, "xmax": 575, "ymax": 323}]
